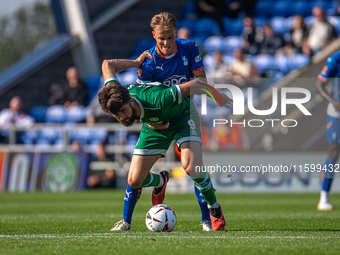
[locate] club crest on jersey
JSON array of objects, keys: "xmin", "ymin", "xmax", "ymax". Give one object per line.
[
  {"xmin": 149, "ymin": 117, "xmax": 159, "ymax": 122},
  {"xmin": 182, "ymin": 56, "xmax": 188, "ymax": 66}
]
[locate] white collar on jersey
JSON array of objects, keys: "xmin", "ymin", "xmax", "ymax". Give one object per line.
[{"xmin": 132, "ymin": 97, "xmax": 144, "ymax": 121}]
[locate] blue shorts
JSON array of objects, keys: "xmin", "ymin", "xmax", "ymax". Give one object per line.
[{"xmin": 326, "ymin": 116, "xmax": 340, "ymax": 144}]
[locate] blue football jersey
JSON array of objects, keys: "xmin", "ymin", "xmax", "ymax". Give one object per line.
[
  {"xmin": 318, "ymin": 51, "xmax": 340, "ymax": 118},
  {"xmin": 136, "ymin": 38, "xmax": 204, "ymax": 86}
]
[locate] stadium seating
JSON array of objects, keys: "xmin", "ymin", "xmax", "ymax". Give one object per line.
[
  {"xmin": 223, "ymin": 18, "xmax": 243, "ymax": 36},
  {"xmin": 272, "ymin": 1, "xmax": 291, "ymax": 17},
  {"xmin": 45, "ymin": 105, "xmax": 66, "ymax": 123},
  {"xmin": 221, "ymin": 36, "xmax": 243, "ymax": 54},
  {"xmin": 65, "ymin": 105, "xmax": 88, "ymax": 123},
  {"xmin": 252, "ymin": 55, "xmax": 276, "ymax": 74},
  {"xmin": 29, "ymin": 105, "xmax": 48, "ymax": 123},
  {"xmin": 203, "ymin": 36, "xmax": 223, "ymax": 53},
  {"xmin": 192, "ymin": 18, "xmax": 221, "ymax": 37},
  {"xmin": 270, "ymin": 17, "xmax": 287, "ymax": 34},
  {"xmin": 116, "ymin": 69, "xmax": 138, "ymax": 85},
  {"xmin": 253, "ymin": 1, "xmax": 273, "ymax": 17}
]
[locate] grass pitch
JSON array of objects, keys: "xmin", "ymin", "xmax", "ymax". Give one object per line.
[{"xmin": 0, "ymin": 191, "xmax": 339, "ymax": 255}]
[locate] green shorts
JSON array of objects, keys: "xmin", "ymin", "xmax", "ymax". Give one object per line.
[{"xmin": 133, "ymin": 112, "xmax": 201, "ymax": 157}]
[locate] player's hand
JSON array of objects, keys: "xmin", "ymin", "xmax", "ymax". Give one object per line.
[
  {"xmin": 146, "ymin": 122, "xmax": 170, "ymax": 130},
  {"xmin": 332, "ymin": 100, "xmax": 340, "ymax": 112},
  {"xmin": 218, "ymin": 93, "xmax": 233, "ymax": 108},
  {"xmin": 135, "ymin": 51, "xmax": 153, "ymax": 67}
]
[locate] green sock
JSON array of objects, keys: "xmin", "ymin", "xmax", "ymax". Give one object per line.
[
  {"xmin": 140, "ymin": 173, "xmax": 161, "ymax": 188},
  {"xmin": 191, "ymin": 172, "xmax": 216, "ymax": 205}
]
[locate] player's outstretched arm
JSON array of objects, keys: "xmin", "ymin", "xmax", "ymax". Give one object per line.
[
  {"xmin": 102, "ymin": 51, "xmax": 153, "ymax": 80},
  {"xmin": 316, "ymin": 79, "xmax": 340, "ymax": 111},
  {"xmin": 180, "ymin": 79, "xmax": 232, "ymax": 108}
]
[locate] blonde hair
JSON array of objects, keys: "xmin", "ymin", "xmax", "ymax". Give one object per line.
[{"xmin": 150, "ymin": 12, "xmax": 177, "ymax": 31}]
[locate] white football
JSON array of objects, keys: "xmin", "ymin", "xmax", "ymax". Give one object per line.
[{"xmin": 145, "ymin": 204, "xmax": 177, "ymax": 232}]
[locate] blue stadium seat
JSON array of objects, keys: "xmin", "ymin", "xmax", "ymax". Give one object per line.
[
  {"xmin": 328, "ymin": 16, "xmax": 340, "ymax": 35},
  {"xmin": 283, "ymin": 16, "xmax": 295, "ymax": 32},
  {"xmin": 40, "ymin": 128, "xmax": 62, "ymax": 143},
  {"xmin": 117, "ymin": 69, "xmax": 138, "ymax": 85},
  {"xmin": 254, "ymin": 17, "xmax": 267, "ymax": 28},
  {"xmin": 181, "ymin": 0, "xmax": 197, "ymax": 20},
  {"xmin": 92, "ymin": 129, "xmax": 108, "ymax": 142},
  {"xmin": 69, "ymin": 129, "xmax": 92, "ymax": 144},
  {"xmin": 222, "ymin": 54, "xmax": 235, "ymax": 65},
  {"xmin": 203, "ymin": 36, "xmax": 224, "ymax": 53},
  {"xmin": 29, "ymin": 105, "xmax": 48, "ymax": 123},
  {"xmin": 85, "ymin": 75, "xmax": 102, "ymax": 103},
  {"xmin": 45, "ymin": 105, "xmax": 65, "ymax": 123},
  {"xmin": 224, "ymin": 18, "xmax": 243, "ymax": 36},
  {"xmin": 253, "ymin": 1, "xmax": 273, "ymax": 17},
  {"xmin": 308, "ymin": 1, "xmax": 332, "ymax": 16},
  {"xmin": 252, "ymin": 54, "xmax": 276, "ymax": 74},
  {"xmin": 23, "ymin": 130, "xmax": 40, "ymax": 145},
  {"xmin": 65, "ymin": 105, "xmax": 87, "ymax": 123},
  {"xmin": 176, "ymin": 19, "xmax": 195, "ymax": 32},
  {"xmin": 275, "ymin": 55, "xmax": 290, "ymax": 73},
  {"xmin": 131, "ymin": 38, "xmax": 155, "ymax": 56},
  {"xmin": 36, "ymin": 138, "xmax": 52, "ymax": 148},
  {"xmin": 107, "ymin": 132, "xmax": 116, "ymax": 144},
  {"xmin": 193, "ymin": 18, "xmax": 221, "ymax": 37},
  {"xmin": 203, "ymin": 54, "xmax": 214, "ymax": 70},
  {"xmin": 221, "ymin": 36, "xmax": 243, "ymax": 54},
  {"xmin": 292, "ymin": 1, "xmax": 310, "ymax": 17},
  {"xmin": 267, "ymin": 70, "xmax": 285, "ymax": 79},
  {"xmin": 304, "ymin": 16, "xmax": 316, "ymax": 28},
  {"xmin": 289, "ymin": 54, "xmax": 310, "ymax": 71},
  {"xmin": 272, "ymin": 1, "xmax": 291, "ymax": 17},
  {"xmin": 270, "ymin": 17, "xmax": 287, "ymax": 34}
]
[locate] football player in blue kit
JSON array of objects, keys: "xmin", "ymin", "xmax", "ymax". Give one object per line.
[
  {"xmin": 316, "ymin": 51, "xmax": 340, "ymax": 211},
  {"xmin": 111, "ymin": 12, "xmax": 213, "ymax": 231}
]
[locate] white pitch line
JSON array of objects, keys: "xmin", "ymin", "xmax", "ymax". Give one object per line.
[{"xmin": 0, "ymin": 234, "xmax": 338, "ymax": 239}]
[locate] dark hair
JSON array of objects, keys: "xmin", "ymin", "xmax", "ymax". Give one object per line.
[{"xmin": 98, "ymin": 83, "xmax": 130, "ymax": 115}]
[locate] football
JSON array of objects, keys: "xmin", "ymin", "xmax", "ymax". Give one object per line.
[{"xmin": 145, "ymin": 204, "xmax": 177, "ymax": 232}]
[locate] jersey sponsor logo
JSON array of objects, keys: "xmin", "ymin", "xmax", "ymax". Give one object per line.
[
  {"xmin": 170, "ymin": 88, "xmax": 176, "ymax": 101},
  {"xmin": 182, "ymin": 56, "xmax": 188, "ymax": 66},
  {"xmin": 195, "ymin": 55, "xmax": 202, "ymax": 63},
  {"xmin": 149, "ymin": 117, "xmax": 159, "ymax": 122},
  {"xmin": 156, "ymin": 64, "xmax": 164, "ymax": 71},
  {"xmin": 163, "ymin": 74, "xmax": 187, "ymax": 87}
]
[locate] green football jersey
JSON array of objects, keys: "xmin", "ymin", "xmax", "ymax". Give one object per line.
[{"xmin": 124, "ymin": 83, "xmax": 194, "ymax": 125}]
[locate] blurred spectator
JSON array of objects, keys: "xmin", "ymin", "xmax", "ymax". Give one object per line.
[
  {"xmin": 306, "ymin": 7, "xmax": 337, "ymax": 56},
  {"xmin": 289, "ymin": 15, "xmax": 309, "ymax": 54},
  {"xmin": 47, "ymin": 82, "xmax": 64, "ymax": 105},
  {"xmin": 86, "ymin": 95, "xmax": 117, "ymax": 125},
  {"xmin": 87, "ymin": 142, "xmax": 116, "ymax": 189},
  {"xmin": 0, "ymin": 96, "xmax": 34, "ymax": 143},
  {"xmin": 226, "ymin": 48, "xmax": 261, "ymax": 88},
  {"xmin": 71, "ymin": 140, "xmax": 82, "ymax": 152},
  {"xmin": 195, "ymin": 0, "xmax": 241, "ymax": 34},
  {"xmin": 177, "ymin": 27, "xmax": 205, "ymax": 56},
  {"xmin": 63, "ymin": 67, "xmax": 88, "ymax": 108},
  {"xmin": 259, "ymin": 24, "xmax": 284, "ymax": 55},
  {"xmin": 208, "ymin": 51, "xmax": 229, "ymax": 83},
  {"xmin": 177, "ymin": 27, "xmax": 191, "ymax": 39},
  {"xmin": 241, "ymin": 16, "xmax": 261, "ymax": 55}
]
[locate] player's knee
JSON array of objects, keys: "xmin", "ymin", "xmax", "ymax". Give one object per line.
[
  {"xmin": 128, "ymin": 176, "xmax": 142, "ymax": 188},
  {"xmin": 181, "ymin": 158, "xmax": 193, "ymax": 176}
]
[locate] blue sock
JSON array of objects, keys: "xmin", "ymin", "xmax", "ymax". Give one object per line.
[
  {"xmin": 322, "ymin": 158, "xmax": 335, "ymax": 192},
  {"xmin": 194, "ymin": 185, "xmax": 211, "ymax": 222},
  {"xmin": 122, "ymin": 183, "xmax": 142, "ymax": 224}
]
